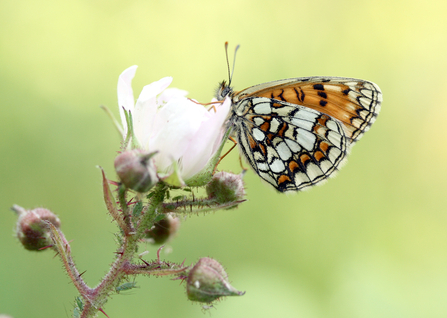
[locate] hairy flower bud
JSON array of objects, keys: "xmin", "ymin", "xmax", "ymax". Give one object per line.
[
  {"xmin": 187, "ymin": 257, "xmax": 245, "ymax": 303},
  {"xmin": 206, "ymin": 172, "xmax": 245, "ymax": 204},
  {"xmin": 12, "ymin": 205, "xmax": 61, "ymax": 251},
  {"xmin": 114, "ymin": 150, "xmax": 158, "ymax": 192},
  {"xmin": 143, "ymin": 215, "xmax": 180, "ymax": 244}
]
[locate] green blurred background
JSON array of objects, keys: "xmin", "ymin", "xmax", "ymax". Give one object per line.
[{"xmin": 1, "ymin": 0, "xmax": 446, "ymax": 317}]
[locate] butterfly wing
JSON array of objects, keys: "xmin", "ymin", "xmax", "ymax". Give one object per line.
[
  {"xmin": 233, "ymin": 76, "xmax": 382, "ymax": 143},
  {"xmin": 230, "ymin": 97, "xmax": 350, "ymax": 192}
]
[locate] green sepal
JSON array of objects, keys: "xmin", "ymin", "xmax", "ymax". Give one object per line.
[
  {"xmin": 121, "ymin": 108, "xmax": 140, "ymax": 150},
  {"xmin": 162, "ymin": 160, "xmax": 186, "ymax": 187},
  {"xmin": 100, "ymin": 105, "xmax": 124, "ymax": 137},
  {"xmin": 184, "ymin": 126, "xmax": 233, "ymax": 187}
]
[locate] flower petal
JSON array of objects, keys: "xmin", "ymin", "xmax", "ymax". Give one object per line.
[
  {"xmin": 133, "ymin": 76, "xmax": 173, "ymax": 147},
  {"xmin": 115, "ymin": 67, "xmax": 231, "ymax": 186},
  {"xmin": 158, "ymin": 88, "xmax": 188, "ymax": 105},
  {"xmin": 117, "ymin": 65, "xmax": 138, "ymax": 134},
  {"xmin": 181, "ymin": 98, "xmax": 231, "ymax": 179},
  {"xmin": 149, "ymin": 98, "xmax": 208, "ymax": 172}
]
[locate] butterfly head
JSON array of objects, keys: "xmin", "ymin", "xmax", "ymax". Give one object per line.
[
  {"xmin": 216, "ymin": 43, "xmax": 240, "ymax": 101},
  {"xmin": 216, "ymin": 80, "xmax": 233, "ymax": 101}
]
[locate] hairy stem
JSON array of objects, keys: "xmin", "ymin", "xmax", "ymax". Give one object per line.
[
  {"xmin": 117, "ymin": 184, "xmax": 134, "ymax": 235},
  {"xmin": 78, "ymin": 183, "xmax": 167, "ymax": 317}
]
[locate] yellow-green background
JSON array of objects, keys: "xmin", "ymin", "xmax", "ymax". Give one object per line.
[{"xmin": 1, "ymin": 0, "xmax": 446, "ymax": 317}]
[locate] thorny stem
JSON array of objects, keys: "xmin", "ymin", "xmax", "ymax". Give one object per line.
[
  {"xmin": 100, "ymin": 167, "xmax": 130, "ymax": 234},
  {"xmin": 136, "ymin": 182, "xmax": 167, "ymax": 238},
  {"xmin": 82, "ymin": 184, "xmax": 167, "ymax": 317},
  {"xmin": 48, "ymin": 183, "xmax": 170, "ymax": 318},
  {"xmin": 46, "ymin": 177, "xmax": 243, "ymax": 317},
  {"xmin": 46, "ymin": 222, "xmax": 92, "ymax": 299},
  {"xmin": 117, "ymin": 184, "xmax": 133, "ymax": 234},
  {"xmin": 162, "ymin": 198, "xmax": 246, "ymax": 214}
]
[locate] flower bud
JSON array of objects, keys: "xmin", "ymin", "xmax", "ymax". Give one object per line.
[
  {"xmin": 206, "ymin": 172, "xmax": 245, "ymax": 204},
  {"xmin": 12, "ymin": 205, "xmax": 61, "ymax": 251},
  {"xmin": 187, "ymin": 257, "xmax": 245, "ymax": 303},
  {"xmin": 114, "ymin": 150, "xmax": 158, "ymax": 192},
  {"xmin": 143, "ymin": 215, "xmax": 180, "ymax": 244}
]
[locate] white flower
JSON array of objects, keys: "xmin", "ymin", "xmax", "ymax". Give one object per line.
[{"xmin": 117, "ymin": 65, "xmax": 231, "ymax": 186}]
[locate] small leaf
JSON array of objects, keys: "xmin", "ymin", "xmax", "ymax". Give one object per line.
[
  {"xmin": 98, "ymin": 166, "xmax": 130, "ymax": 233},
  {"xmin": 132, "ymin": 201, "xmax": 143, "ymax": 218},
  {"xmin": 100, "ymin": 105, "xmax": 124, "ymax": 137},
  {"xmin": 116, "ymin": 282, "xmax": 139, "ymax": 293}
]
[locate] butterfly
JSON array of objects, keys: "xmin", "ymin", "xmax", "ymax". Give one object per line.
[{"xmin": 216, "ymin": 75, "xmax": 382, "ymax": 192}]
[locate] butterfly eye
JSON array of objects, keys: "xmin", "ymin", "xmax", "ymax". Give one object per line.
[
  {"xmin": 221, "ymin": 86, "xmax": 232, "ymax": 98},
  {"xmin": 216, "ymin": 81, "xmax": 233, "ymax": 101}
]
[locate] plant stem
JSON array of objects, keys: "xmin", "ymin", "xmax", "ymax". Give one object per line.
[{"xmin": 78, "ymin": 183, "xmax": 167, "ymax": 317}]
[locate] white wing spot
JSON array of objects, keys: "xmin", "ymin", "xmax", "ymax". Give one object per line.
[
  {"xmin": 276, "ymin": 142, "xmax": 292, "ymax": 161},
  {"xmin": 253, "ymin": 151, "xmax": 264, "ymax": 162},
  {"xmin": 358, "ymin": 110, "xmax": 370, "ymax": 120},
  {"xmin": 259, "ymin": 171, "xmax": 277, "ymax": 186},
  {"xmin": 291, "ymin": 117, "xmax": 314, "ymax": 131},
  {"xmin": 319, "ymin": 159, "xmax": 333, "ymax": 174},
  {"xmin": 294, "ymin": 171, "xmax": 310, "ymax": 185},
  {"xmin": 297, "ymin": 128, "xmax": 317, "ymax": 151},
  {"xmin": 352, "ymin": 117, "xmax": 364, "ymax": 129},
  {"xmin": 252, "ymin": 128, "xmax": 265, "ymax": 141},
  {"xmin": 326, "ymin": 119, "xmax": 341, "ymax": 133},
  {"xmin": 270, "ymin": 159, "xmax": 285, "ymax": 173},
  {"xmin": 285, "ymin": 139, "xmax": 301, "ymax": 152},
  {"xmin": 270, "ymin": 118, "xmax": 280, "ymax": 133},
  {"xmin": 358, "ymin": 96, "xmax": 371, "ymax": 109},
  {"xmin": 360, "ymin": 88, "xmax": 373, "ymax": 99},
  {"xmin": 328, "ymin": 147, "xmax": 342, "ymax": 164},
  {"xmin": 253, "ymin": 101, "xmax": 271, "ymax": 114},
  {"xmin": 295, "ymin": 109, "xmax": 319, "ymax": 122},
  {"xmin": 253, "ymin": 117, "xmax": 265, "ymax": 126},
  {"xmin": 257, "ymin": 162, "xmax": 269, "ymax": 171},
  {"xmin": 327, "ymin": 131, "xmax": 342, "ymax": 148},
  {"xmin": 306, "ymin": 162, "xmax": 323, "ymax": 181}
]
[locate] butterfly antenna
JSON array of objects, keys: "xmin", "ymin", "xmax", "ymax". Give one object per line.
[
  {"xmin": 224, "ymin": 42, "xmax": 240, "ymax": 86},
  {"xmin": 230, "ymin": 44, "xmax": 240, "ymax": 86},
  {"xmin": 224, "ymin": 42, "xmax": 231, "ymax": 84}
]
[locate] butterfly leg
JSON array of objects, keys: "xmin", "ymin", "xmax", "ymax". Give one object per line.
[
  {"xmin": 213, "ymin": 136, "xmax": 246, "ymax": 173},
  {"xmin": 187, "ymin": 99, "xmax": 222, "ymax": 113},
  {"xmin": 238, "ymin": 154, "xmax": 248, "ymax": 172},
  {"xmin": 208, "ymin": 105, "xmax": 217, "ymax": 113}
]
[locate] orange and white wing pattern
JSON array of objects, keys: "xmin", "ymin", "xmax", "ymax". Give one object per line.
[{"xmin": 217, "ymin": 76, "xmax": 382, "ymax": 192}]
